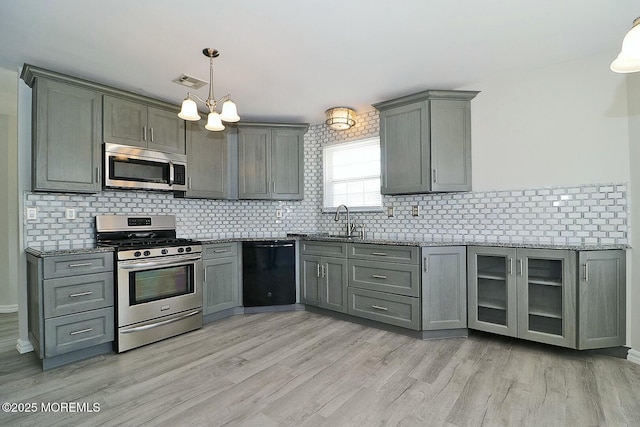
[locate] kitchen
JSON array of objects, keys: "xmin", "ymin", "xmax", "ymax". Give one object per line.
[{"xmin": 2, "ymin": 1, "xmax": 640, "ymax": 425}]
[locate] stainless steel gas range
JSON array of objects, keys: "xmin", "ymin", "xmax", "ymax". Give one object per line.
[{"xmin": 96, "ymin": 215, "xmax": 202, "ymax": 353}]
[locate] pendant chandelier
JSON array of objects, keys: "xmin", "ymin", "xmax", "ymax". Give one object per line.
[
  {"xmin": 611, "ymin": 17, "xmax": 640, "ymax": 73},
  {"xmin": 178, "ymin": 48, "xmax": 240, "ymax": 131}
]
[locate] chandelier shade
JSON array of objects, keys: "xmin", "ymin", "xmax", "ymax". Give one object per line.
[
  {"xmin": 325, "ymin": 107, "xmax": 357, "ymax": 130},
  {"xmin": 611, "ymin": 17, "xmax": 640, "ymax": 73}
]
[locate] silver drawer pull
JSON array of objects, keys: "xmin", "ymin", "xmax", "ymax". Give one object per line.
[
  {"xmin": 372, "ymin": 305, "xmax": 388, "ymax": 311},
  {"xmin": 213, "ymin": 249, "xmax": 228, "ymax": 253},
  {"xmin": 371, "ymin": 252, "xmax": 387, "ymax": 256},
  {"xmin": 371, "ymin": 274, "xmax": 388, "ymax": 279},
  {"xmin": 70, "ymin": 328, "xmax": 93, "ymax": 336},
  {"xmin": 69, "ymin": 291, "xmax": 93, "ymax": 298},
  {"xmin": 68, "ymin": 262, "xmax": 92, "ymax": 268}
]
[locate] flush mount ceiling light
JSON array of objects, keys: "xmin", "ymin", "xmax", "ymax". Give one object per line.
[
  {"xmin": 611, "ymin": 17, "xmax": 640, "ymax": 73},
  {"xmin": 325, "ymin": 107, "xmax": 356, "ymax": 130},
  {"xmin": 177, "ymin": 48, "xmax": 240, "ymax": 131}
]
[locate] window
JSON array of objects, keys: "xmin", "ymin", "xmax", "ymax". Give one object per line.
[{"xmin": 323, "ymin": 137, "xmax": 382, "ymax": 211}]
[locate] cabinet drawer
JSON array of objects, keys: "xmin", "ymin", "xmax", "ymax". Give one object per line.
[
  {"xmin": 348, "ymin": 244, "xmax": 419, "ymax": 264},
  {"xmin": 43, "ymin": 272, "xmax": 114, "ymax": 318},
  {"xmin": 301, "ymin": 240, "xmax": 347, "ymax": 258},
  {"xmin": 348, "ymin": 288, "xmax": 420, "ymax": 330},
  {"xmin": 202, "ymin": 242, "xmax": 238, "ymax": 260},
  {"xmin": 348, "ymin": 260, "xmax": 420, "ymax": 297},
  {"xmin": 43, "ymin": 252, "xmax": 114, "ymax": 279},
  {"xmin": 44, "ymin": 307, "xmax": 114, "ymax": 357}
]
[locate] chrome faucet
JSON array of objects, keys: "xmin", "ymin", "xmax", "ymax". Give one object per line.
[{"xmin": 334, "ymin": 204, "xmax": 355, "ymax": 237}]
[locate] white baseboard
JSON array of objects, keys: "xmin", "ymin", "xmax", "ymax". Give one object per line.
[
  {"xmin": 627, "ymin": 348, "xmax": 640, "ymax": 365},
  {"xmin": 0, "ymin": 304, "xmax": 18, "ymax": 313},
  {"xmin": 16, "ymin": 339, "xmax": 33, "ymax": 354}
]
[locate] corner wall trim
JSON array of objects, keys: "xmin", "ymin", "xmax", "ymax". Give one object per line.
[
  {"xmin": 627, "ymin": 348, "xmax": 640, "ymax": 365},
  {"xmin": 16, "ymin": 339, "xmax": 33, "ymax": 354},
  {"xmin": 0, "ymin": 305, "xmax": 18, "ymax": 313}
]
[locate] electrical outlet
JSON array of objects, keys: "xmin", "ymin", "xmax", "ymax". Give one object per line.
[
  {"xmin": 26, "ymin": 207, "xmax": 37, "ymax": 220},
  {"xmin": 412, "ymin": 205, "xmax": 419, "ymax": 217},
  {"xmin": 387, "ymin": 206, "xmax": 394, "ymax": 217},
  {"xmin": 275, "ymin": 209, "xmax": 283, "ymax": 219},
  {"xmin": 65, "ymin": 208, "xmax": 76, "ymax": 220}
]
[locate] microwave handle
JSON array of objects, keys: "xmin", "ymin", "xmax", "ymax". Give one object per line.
[{"xmin": 169, "ymin": 161, "xmax": 175, "ymax": 186}]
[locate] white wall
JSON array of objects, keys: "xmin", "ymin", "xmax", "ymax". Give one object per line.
[
  {"xmin": 0, "ymin": 67, "xmax": 19, "ymax": 312},
  {"xmin": 465, "ymin": 51, "xmax": 630, "ymax": 191}
]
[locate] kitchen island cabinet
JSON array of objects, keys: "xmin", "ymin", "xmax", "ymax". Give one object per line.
[
  {"xmin": 373, "ymin": 90, "xmax": 478, "ymax": 195},
  {"xmin": 237, "ymin": 122, "xmax": 308, "ymax": 200},
  {"xmin": 467, "ymin": 246, "xmax": 625, "ymax": 349}
]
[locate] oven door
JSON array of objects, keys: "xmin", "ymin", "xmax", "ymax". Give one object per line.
[{"xmin": 117, "ymin": 254, "xmax": 202, "ymax": 328}]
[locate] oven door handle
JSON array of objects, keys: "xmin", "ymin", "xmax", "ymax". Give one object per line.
[
  {"xmin": 120, "ymin": 309, "xmax": 202, "ymax": 334},
  {"xmin": 119, "ymin": 255, "xmax": 202, "ymax": 270}
]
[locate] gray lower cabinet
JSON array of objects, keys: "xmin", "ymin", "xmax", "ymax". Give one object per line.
[
  {"xmin": 103, "ymin": 95, "xmax": 186, "ymax": 154},
  {"xmin": 180, "ymin": 121, "xmax": 237, "ymax": 199},
  {"xmin": 468, "ymin": 246, "xmax": 625, "ymax": 349},
  {"xmin": 202, "ymin": 243, "xmax": 240, "ymax": 315},
  {"xmin": 421, "ymin": 246, "xmax": 467, "ymax": 330},
  {"xmin": 28, "ymin": 75, "xmax": 102, "ymax": 193},
  {"xmin": 347, "ymin": 243, "xmax": 421, "ymax": 330},
  {"xmin": 300, "ymin": 241, "xmax": 348, "ymax": 313},
  {"xmin": 373, "ymin": 90, "xmax": 478, "ymax": 195},
  {"xmin": 237, "ymin": 122, "xmax": 308, "ymax": 200},
  {"xmin": 26, "ymin": 251, "xmax": 115, "ymax": 369}
]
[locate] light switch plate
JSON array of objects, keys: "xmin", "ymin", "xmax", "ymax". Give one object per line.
[
  {"xmin": 275, "ymin": 209, "xmax": 283, "ymax": 219},
  {"xmin": 412, "ymin": 205, "xmax": 419, "ymax": 217},
  {"xmin": 387, "ymin": 206, "xmax": 394, "ymax": 217},
  {"xmin": 26, "ymin": 207, "xmax": 37, "ymax": 220},
  {"xmin": 65, "ymin": 208, "xmax": 76, "ymax": 220}
]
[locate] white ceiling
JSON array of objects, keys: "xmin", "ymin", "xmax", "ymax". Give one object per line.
[{"xmin": 0, "ymin": 1, "xmax": 636, "ymax": 124}]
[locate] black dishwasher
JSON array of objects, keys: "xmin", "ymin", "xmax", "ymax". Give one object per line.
[{"xmin": 242, "ymin": 240, "xmax": 296, "ymax": 307}]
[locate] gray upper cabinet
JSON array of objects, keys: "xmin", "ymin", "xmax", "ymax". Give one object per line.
[
  {"xmin": 373, "ymin": 90, "xmax": 478, "ymax": 195},
  {"xmin": 577, "ymin": 250, "xmax": 626, "ymax": 350},
  {"xmin": 28, "ymin": 76, "xmax": 102, "ymax": 193},
  {"xmin": 181, "ymin": 120, "xmax": 237, "ymax": 199},
  {"xmin": 237, "ymin": 122, "xmax": 308, "ymax": 200},
  {"xmin": 103, "ymin": 95, "xmax": 185, "ymax": 154}
]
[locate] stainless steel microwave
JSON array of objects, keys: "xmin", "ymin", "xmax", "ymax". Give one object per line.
[{"xmin": 104, "ymin": 143, "xmax": 188, "ymax": 191}]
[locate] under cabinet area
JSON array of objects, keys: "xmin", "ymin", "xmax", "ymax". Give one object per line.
[
  {"xmin": 26, "ymin": 250, "xmax": 115, "ymax": 370},
  {"xmin": 373, "ymin": 90, "xmax": 478, "ymax": 195},
  {"xmin": 237, "ymin": 123, "xmax": 308, "ymax": 200},
  {"xmin": 202, "ymin": 243, "xmax": 241, "ymax": 318},
  {"xmin": 467, "ymin": 246, "xmax": 625, "ymax": 349}
]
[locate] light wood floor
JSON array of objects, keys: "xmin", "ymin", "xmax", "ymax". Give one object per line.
[{"xmin": 1, "ymin": 311, "xmax": 640, "ymax": 427}]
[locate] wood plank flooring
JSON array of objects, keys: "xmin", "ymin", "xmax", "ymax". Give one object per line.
[{"xmin": 1, "ymin": 310, "xmax": 639, "ymax": 426}]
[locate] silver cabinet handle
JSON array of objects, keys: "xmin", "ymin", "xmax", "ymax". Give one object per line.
[
  {"xmin": 433, "ymin": 169, "xmax": 437, "ymax": 183},
  {"xmin": 371, "ymin": 274, "xmax": 388, "ymax": 279},
  {"xmin": 143, "ymin": 126, "xmax": 147, "ymax": 141},
  {"xmin": 317, "ymin": 264, "xmax": 321, "ymax": 278},
  {"xmin": 150, "ymin": 127, "xmax": 154, "ymax": 142},
  {"xmin": 371, "ymin": 252, "xmax": 387, "ymax": 256},
  {"xmin": 203, "ymin": 268, "xmax": 207, "ymax": 284},
  {"xmin": 508, "ymin": 258, "xmax": 513, "ymax": 276},
  {"xmin": 273, "ymin": 181, "xmax": 276, "ymax": 194},
  {"xmin": 69, "ymin": 262, "xmax": 92, "ymax": 268},
  {"xmin": 69, "ymin": 291, "xmax": 93, "ymax": 298},
  {"xmin": 70, "ymin": 328, "xmax": 93, "ymax": 336},
  {"xmin": 321, "ymin": 264, "xmax": 326, "ymax": 278},
  {"xmin": 372, "ymin": 305, "xmax": 388, "ymax": 311},
  {"xmin": 96, "ymin": 167, "xmax": 100, "ymax": 183},
  {"xmin": 423, "ymin": 256, "xmax": 429, "ymax": 272},
  {"xmin": 188, "ymin": 177, "xmax": 192, "ymax": 189},
  {"xmin": 518, "ymin": 259, "xmax": 523, "ymax": 276},
  {"xmin": 583, "ymin": 263, "xmax": 589, "ymax": 282},
  {"xmin": 212, "ymin": 249, "xmax": 228, "ymax": 253}
]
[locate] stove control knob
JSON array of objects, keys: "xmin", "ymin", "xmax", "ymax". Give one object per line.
[
  {"xmin": 161, "ymin": 249, "xmax": 168, "ymax": 255},
  {"xmin": 134, "ymin": 251, "xmax": 142, "ymax": 257},
  {"xmin": 143, "ymin": 250, "xmax": 151, "ymax": 257},
  {"xmin": 178, "ymin": 247, "xmax": 185, "ymax": 253},
  {"xmin": 185, "ymin": 247, "xmax": 192, "ymax": 253}
]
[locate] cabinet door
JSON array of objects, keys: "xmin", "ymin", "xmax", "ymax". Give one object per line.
[
  {"xmin": 300, "ymin": 255, "xmax": 321, "ymax": 306},
  {"xmin": 379, "ymin": 101, "xmax": 430, "ymax": 194},
  {"xmin": 238, "ymin": 127, "xmax": 271, "ymax": 199},
  {"xmin": 271, "ymin": 128, "xmax": 304, "ymax": 200},
  {"xmin": 203, "ymin": 257, "xmax": 239, "ymax": 315},
  {"xmin": 185, "ymin": 121, "xmax": 229, "ymax": 199},
  {"xmin": 103, "ymin": 96, "xmax": 147, "ymax": 147},
  {"xmin": 422, "ymin": 246, "xmax": 467, "ymax": 330},
  {"xmin": 517, "ymin": 249, "xmax": 576, "ymax": 348},
  {"xmin": 147, "ymin": 106, "xmax": 185, "ymax": 154},
  {"xmin": 467, "ymin": 246, "xmax": 517, "ymax": 336},
  {"xmin": 320, "ymin": 257, "xmax": 348, "ymax": 313},
  {"xmin": 430, "ymin": 99, "xmax": 472, "ymax": 192},
  {"xmin": 33, "ymin": 79, "xmax": 102, "ymax": 193},
  {"xmin": 577, "ymin": 251, "xmax": 626, "ymax": 350}
]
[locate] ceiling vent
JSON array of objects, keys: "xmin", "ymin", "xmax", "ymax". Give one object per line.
[{"xmin": 172, "ymin": 74, "xmax": 207, "ymax": 89}]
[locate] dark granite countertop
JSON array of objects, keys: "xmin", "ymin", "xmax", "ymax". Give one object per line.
[{"xmin": 25, "ymin": 246, "xmax": 115, "ymax": 258}]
